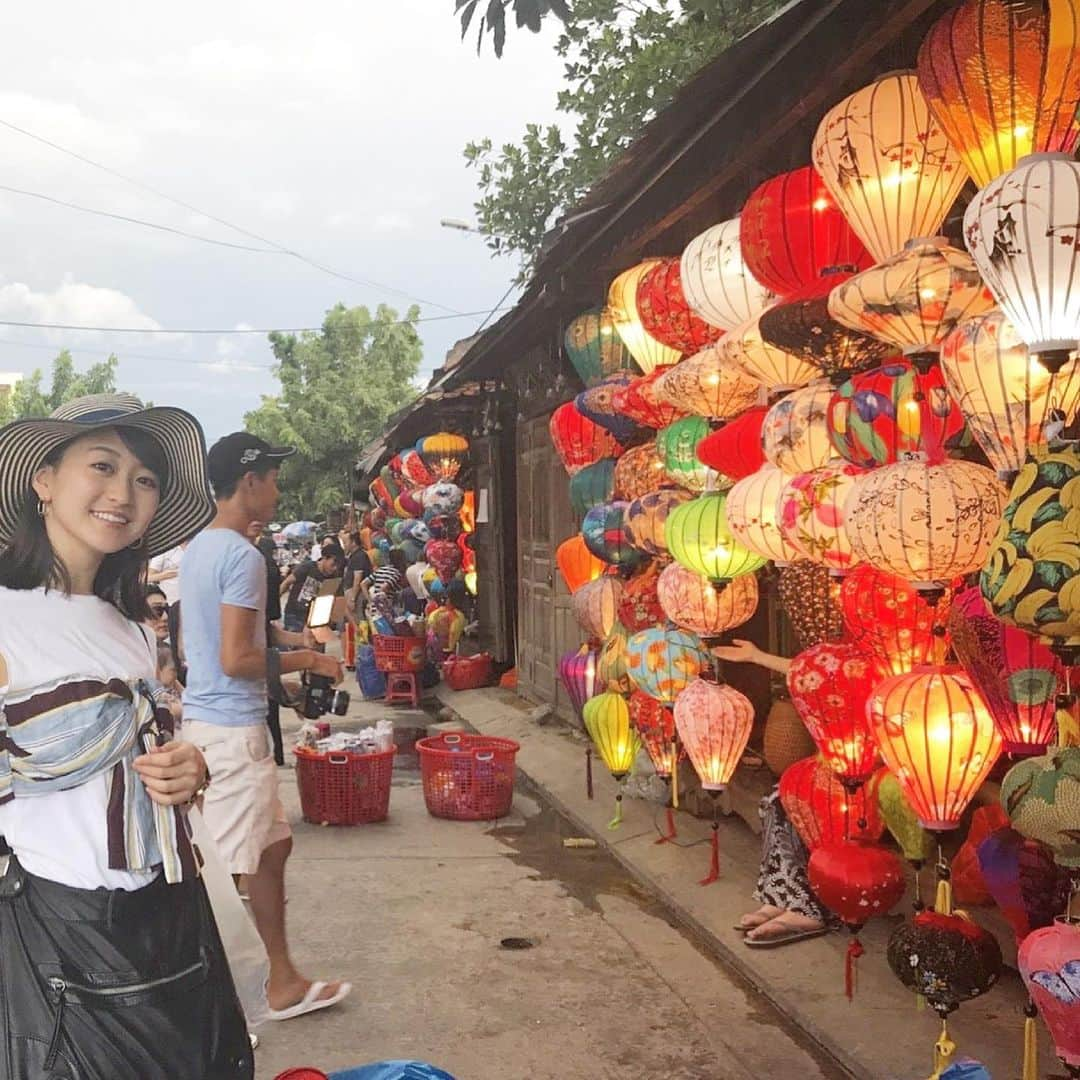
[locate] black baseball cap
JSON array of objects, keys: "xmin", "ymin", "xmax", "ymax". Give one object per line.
[{"xmin": 207, "ymin": 432, "xmax": 295, "ymax": 490}]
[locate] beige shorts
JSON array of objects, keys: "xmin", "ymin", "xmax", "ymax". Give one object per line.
[{"xmin": 181, "ymin": 720, "xmax": 291, "ymax": 876}]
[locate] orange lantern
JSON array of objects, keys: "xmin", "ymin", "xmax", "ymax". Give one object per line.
[
  {"xmin": 556, "ymin": 535, "xmax": 605, "ymax": 593},
  {"xmin": 611, "ymin": 367, "xmax": 688, "ymax": 430},
  {"xmin": 654, "ymin": 346, "xmax": 761, "ymax": 420},
  {"xmin": 613, "ymin": 442, "xmax": 671, "ymax": 501},
  {"xmin": 635, "ymin": 257, "xmax": 723, "ymax": 354},
  {"xmin": 549, "ymin": 401, "xmax": 622, "ymax": 476},
  {"xmin": 656, "ymin": 561, "xmax": 759, "ymax": 639}
]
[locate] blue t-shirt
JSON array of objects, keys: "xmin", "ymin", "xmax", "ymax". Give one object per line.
[{"xmin": 180, "ymin": 528, "xmax": 267, "ymax": 728}]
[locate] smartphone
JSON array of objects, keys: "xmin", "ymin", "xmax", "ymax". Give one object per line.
[{"xmin": 307, "ymin": 594, "xmax": 335, "ymax": 629}]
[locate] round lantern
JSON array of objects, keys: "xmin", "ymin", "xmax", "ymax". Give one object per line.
[
  {"xmin": 559, "ymin": 645, "xmax": 601, "ymax": 720},
  {"xmin": 777, "ymin": 559, "xmax": 846, "ymax": 650},
  {"xmin": 1019, "ymin": 918, "xmax": 1080, "ymax": 1071},
  {"xmin": 827, "ymin": 360, "xmax": 967, "ymax": 469},
  {"xmin": 788, "ymin": 644, "xmax": 883, "ymax": 787},
  {"xmin": 635, "ymin": 257, "xmax": 723, "ymax": 354},
  {"xmin": 778, "ymin": 462, "xmax": 865, "ymax": 572},
  {"xmin": 1001, "ymin": 747, "xmax": 1080, "ymax": 868},
  {"xmin": 949, "ymin": 585, "xmax": 1062, "ymax": 755},
  {"xmin": 740, "ymin": 165, "xmax": 873, "ymax": 297},
  {"xmin": 625, "ymin": 627, "xmax": 709, "ymax": 704},
  {"xmin": 617, "ymin": 564, "xmax": 665, "ymax": 633},
  {"xmin": 917, "ymin": 0, "xmax": 1080, "ymax": 190},
  {"xmin": 629, "ymin": 690, "xmax": 678, "ymax": 778},
  {"xmin": 613, "ymin": 442, "xmax": 670, "ymax": 501},
  {"xmin": 725, "ymin": 465, "xmax": 804, "ymax": 565},
  {"xmin": 667, "ymin": 492, "xmax": 766, "ymax": 583},
  {"xmin": 680, "ymin": 217, "xmax": 776, "ymax": 331},
  {"xmin": 623, "ymin": 488, "xmax": 691, "ymax": 556},
  {"xmin": 597, "ymin": 620, "xmax": 631, "ymax": 690},
  {"xmin": 571, "ymin": 575, "xmax": 623, "ymax": 641},
  {"xmin": 762, "ymin": 382, "xmax": 835, "ymax": 475},
  {"xmin": 417, "ymin": 432, "xmax": 469, "ymax": 482},
  {"xmin": 564, "ymin": 306, "xmax": 633, "ymax": 387},
  {"xmin": 845, "ymin": 460, "xmax": 1005, "ymax": 587},
  {"xmin": 654, "ymin": 347, "xmax": 761, "ymax": 421},
  {"xmin": 940, "ymin": 308, "xmax": 1080, "ymax": 479},
  {"xmin": 657, "ymin": 562, "xmax": 758, "ymax": 638},
  {"xmin": 569, "ymin": 458, "xmax": 617, "ymax": 519},
  {"xmin": 868, "ymin": 665, "xmax": 1003, "ymax": 830},
  {"xmin": 657, "ymin": 416, "xmax": 721, "ymax": 492},
  {"xmin": 611, "ymin": 367, "xmax": 688, "ymax": 430},
  {"xmin": 722, "ymin": 311, "xmax": 824, "ymax": 391},
  {"xmin": 581, "ymin": 501, "xmax": 643, "ymax": 570},
  {"xmin": 608, "ymin": 261, "xmax": 683, "ymax": 374},
  {"xmin": 674, "ymin": 677, "xmax": 754, "ymax": 790},
  {"xmin": 575, "ymin": 373, "xmax": 639, "ymax": 443},
  {"xmin": 964, "ymin": 153, "xmax": 1080, "ymax": 373},
  {"xmin": 422, "ymin": 481, "xmax": 465, "ymax": 515},
  {"xmin": 556, "ymin": 534, "xmax": 605, "ymax": 593},
  {"xmin": 778, "ymin": 755, "xmax": 886, "ymax": 851},
  {"xmin": 696, "ymin": 405, "xmax": 768, "ymax": 480},
  {"xmin": 399, "ymin": 449, "xmax": 435, "ymax": 487},
  {"xmin": 549, "ymin": 402, "xmax": 622, "ymax": 476},
  {"xmin": 812, "ymin": 71, "xmax": 969, "ymax": 262}
]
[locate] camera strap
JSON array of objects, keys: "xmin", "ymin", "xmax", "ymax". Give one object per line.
[{"xmin": 265, "ymin": 648, "xmax": 288, "ymax": 706}]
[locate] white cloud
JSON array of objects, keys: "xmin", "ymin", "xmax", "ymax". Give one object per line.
[
  {"xmin": 373, "ymin": 211, "xmax": 414, "ymax": 233},
  {"xmin": 199, "ymin": 323, "xmax": 266, "ymax": 374}
]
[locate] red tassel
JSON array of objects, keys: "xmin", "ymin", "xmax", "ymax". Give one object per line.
[
  {"xmin": 699, "ymin": 823, "xmax": 720, "ymax": 886},
  {"xmin": 845, "ymin": 935, "xmax": 865, "ymax": 1001},
  {"xmin": 655, "ymin": 806, "xmax": 678, "ymax": 845},
  {"xmin": 586, "ymin": 747, "xmax": 594, "ymax": 800}
]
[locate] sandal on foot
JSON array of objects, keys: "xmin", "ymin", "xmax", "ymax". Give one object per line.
[
  {"xmin": 744, "ymin": 915, "xmax": 827, "ymax": 949},
  {"xmin": 267, "ymin": 980, "xmax": 352, "ymax": 1021}
]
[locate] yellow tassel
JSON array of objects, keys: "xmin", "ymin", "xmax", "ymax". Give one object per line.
[
  {"xmin": 928, "ymin": 1020, "xmax": 956, "ymax": 1079},
  {"xmin": 916, "ymin": 993, "xmax": 926, "ymax": 1012},
  {"xmin": 934, "ymin": 877, "xmax": 953, "ymax": 916},
  {"xmin": 1022, "ymin": 1010, "xmax": 1038, "ymax": 1080},
  {"xmin": 671, "ymin": 746, "xmax": 679, "ymax": 809}
]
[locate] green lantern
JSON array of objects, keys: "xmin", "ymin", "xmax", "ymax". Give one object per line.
[
  {"xmin": 564, "ymin": 307, "xmax": 634, "ymax": 388},
  {"xmin": 1001, "ymin": 747, "xmax": 1080, "ymax": 868},
  {"xmin": 569, "ymin": 458, "xmax": 617, "ymax": 519},
  {"xmin": 657, "ymin": 415, "xmax": 722, "ymax": 492},
  {"xmin": 667, "ymin": 492, "xmax": 766, "ymax": 584}
]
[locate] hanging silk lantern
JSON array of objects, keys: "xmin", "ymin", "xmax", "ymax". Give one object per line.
[
  {"xmin": 778, "ymin": 462, "xmax": 865, "ymax": 572},
  {"xmin": 417, "ymin": 432, "xmax": 469, "ymax": 482},
  {"xmin": 556, "ymin": 535, "xmax": 605, "ymax": 593},
  {"xmin": 667, "ymin": 492, "xmax": 765, "ymax": 583},
  {"xmin": 680, "ymin": 217, "xmax": 776, "ymax": 331},
  {"xmin": 625, "ymin": 627, "xmax": 709, "ymax": 704},
  {"xmin": 740, "ymin": 165, "xmax": 873, "ymax": 297},
  {"xmin": 657, "ymin": 416, "xmax": 721, "ymax": 492},
  {"xmin": 869, "ymin": 665, "xmax": 1003, "ymax": 830},
  {"xmin": 559, "ymin": 645, "xmax": 601, "ymax": 719},
  {"xmin": 788, "ymin": 643, "xmax": 883, "ymax": 787},
  {"xmin": 656, "ymin": 562, "xmax": 758, "ymax": 638},
  {"xmin": 758, "ymin": 271, "xmax": 895, "ymax": 383},
  {"xmin": 629, "ymin": 691, "xmax": 678, "ymax": 778},
  {"xmin": 608, "ymin": 261, "xmax": 683, "ymax": 374},
  {"xmin": 571, "ymin": 575, "xmax": 623, "ymax": 640},
  {"xmin": 369, "ymin": 477, "xmax": 393, "ymax": 514},
  {"xmin": 1021, "ymin": 918, "xmax": 1080, "ymax": 1074},
  {"xmin": 725, "ymin": 465, "xmax": 803, "ymax": 565},
  {"xmin": 549, "ymin": 401, "xmax": 622, "ymax": 477},
  {"xmin": 569, "ymin": 458, "xmax": 617, "ymax": 519},
  {"xmin": 623, "ymin": 488, "xmax": 691, "ymax": 555},
  {"xmin": 778, "ymin": 755, "xmax": 886, "ymax": 851},
  {"xmin": 395, "ymin": 489, "xmax": 424, "ymax": 518},
  {"xmin": 635, "ymin": 257, "xmax": 723, "ymax": 354},
  {"xmin": 827, "ymin": 360, "xmax": 967, "ymax": 469},
  {"xmin": 964, "ymin": 153, "xmax": 1080, "ymax": 373},
  {"xmin": 949, "ymin": 586, "xmax": 1062, "ymax": 755},
  {"xmin": 777, "ymin": 560, "xmax": 845, "ymax": 650},
  {"xmin": 762, "ymin": 383, "xmax": 835, "ymax": 475},
  {"xmin": 617, "ymin": 564, "xmax": 665, "ymax": 633},
  {"xmin": 812, "ymin": 71, "xmax": 969, "ymax": 262},
  {"xmin": 722, "ymin": 311, "xmax": 824, "ymax": 391},
  {"xmin": 840, "ymin": 563, "xmax": 946, "ymax": 677},
  {"xmin": 399, "ymin": 449, "xmax": 435, "ymax": 487},
  {"xmin": 877, "ymin": 768, "xmax": 935, "ymax": 864},
  {"xmin": 611, "ymin": 367, "xmax": 689, "ymax": 430},
  {"xmin": 1001, "ymin": 747, "xmax": 1080, "ymax": 868},
  {"xmin": 940, "ymin": 308, "xmax": 1080, "ymax": 479},
  {"xmin": 845, "ymin": 460, "xmax": 1005, "ymax": 588},
  {"xmin": 696, "ymin": 405, "xmax": 768, "ymax": 480},
  {"xmin": 575, "ymin": 373, "xmax": 640, "ymax": 443},
  {"xmin": 582, "ymin": 692, "xmax": 642, "ymax": 827},
  {"xmin": 597, "ymin": 620, "xmax": 631, "ymax": 690},
  {"xmin": 613, "ymin": 442, "xmax": 670, "ymax": 501},
  {"xmin": 674, "ymin": 677, "xmax": 754, "ymax": 790},
  {"xmin": 422, "ymin": 482, "xmax": 465, "ymax": 516},
  {"xmin": 654, "ymin": 347, "xmax": 761, "ymax": 421},
  {"xmin": 424, "ymin": 512, "xmax": 459, "ymax": 541},
  {"xmin": 581, "ymin": 501, "xmax": 644, "ymax": 570},
  {"xmin": 424, "ymin": 539, "xmax": 462, "ymax": 584},
  {"xmin": 917, "ymin": 0, "xmax": 1080, "ymax": 190},
  {"xmin": 564, "ymin": 306, "xmax": 634, "ymax": 387}
]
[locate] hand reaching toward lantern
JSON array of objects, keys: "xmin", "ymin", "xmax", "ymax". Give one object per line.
[{"xmin": 712, "ymin": 639, "xmax": 792, "ymax": 676}]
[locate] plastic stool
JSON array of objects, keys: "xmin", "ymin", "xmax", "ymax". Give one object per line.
[{"xmin": 385, "ymin": 672, "xmax": 420, "ymax": 708}]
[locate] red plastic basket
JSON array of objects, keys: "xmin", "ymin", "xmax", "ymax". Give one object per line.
[
  {"xmin": 372, "ymin": 633, "xmax": 426, "ymax": 673},
  {"xmin": 294, "ymin": 746, "xmax": 395, "ymax": 825},
  {"xmin": 442, "ymin": 653, "xmax": 495, "ymax": 691},
  {"xmin": 417, "ymin": 732, "xmax": 519, "ymax": 820}
]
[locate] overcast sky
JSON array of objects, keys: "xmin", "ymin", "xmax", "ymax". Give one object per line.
[{"xmin": 0, "ymin": 2, "xmax": 564, "ymax": 442}]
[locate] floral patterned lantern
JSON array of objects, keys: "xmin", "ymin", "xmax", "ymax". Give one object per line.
[
  {"xmin": 417, "ymin": 432, "xmax": 469, "ymax": 482},
  {"xmin": 556, "ymin": 534, "xmax": 605, "ymax": 593},
  {"xmin": 949, "ymin": 585, "xmax": 1062, "ymax": 755},
  {"xmin": 812, "ymin": 72, "xmax": 969, "ymax": 262},
  {"xmin": 845, "ymin": 460, "xmax": 1005, "ymax": 588},
  {"xmin": 575, "ymin": 373, "xmax": 640, "ymax": 443},
  {"xmin": 657, "ymin": 416, "xmax": 721, "ymax": 492},
  {"xmin": 597, "ymin": 620, "xmax": 631, "ymax": 691},
  {"xmin": 571, "ymin": 575, "xmax": 624, "ymax": 641},
  {"xmin": 1001, "ymin": 747, "xmax": 1080, "ymax": 868},
  {"xmin": 629, "ymin": 690, "xmax": 678, "ymax": 778},
  {"xmin": 827, "ymin": 360, "xmax": 967, "ymax": 468},
  {"xmin": 725, "ymin": 465, "xmax": 803, "ymax": 565},
  {"xmin": 625, "ymin": 627, "xmax": 709, "ymax": 704},
  {"xmin": 868, "ymin": 664, "xmax": 1003, "ymax": 830},
  {"xmin": 423, "ymin": 482, "xmax": 465, "ymax": 517},
  {"xmin": 569, "ymin": 458, "xmax": 617, "ymax": 519},
  {"xmin": 667, "ymin": 491, "xmax": 766, "ymax": 583},
  {"xmin": 740, "ymin": 165, "xmax": 873, "ymax": 297},
  {"xmin": 778, "ymin": 462, "xmax": 865, "ymax": 572},
  {"xmin": 1019, "ymin": 918, "xmax": 1080, "ymax": 1073},
  {"xmin": 425, "ymin": 539, "xmax": 462, "ymax": 584},
  {"xmin": 654, "ymin": 346, "xmax": 761, "ymax": 421},
  {"xmin": 608, "ymin": 261, "xmax": 683, "ymax": 374},
  {"xmin": 582, "ymin": 691, "xmax": 642, "ymax": 828},
  {"xmin": 549, "ymin": 402, "xmax": 622, "ymax": 477},
  {"xmin": 612, "ymin": 367, "xmax": 689, "ymax": 430},
  {"xmin": 762, "ymin": 382, "xmax": 835, "ymax": 475},
  {"xmin": 399, "ymin": 449, "xmax": 435, "ymax": 487},
  {"xmin": 777, "ymin": 559, "xmax": 846, "ymax": 649},
  {"xmin": 788, "ymin": 644, "xmax": 884, "ymax": 787},
  {"xmin": 564, "ymin": 306, "xmax": 634, "ymax": 387},
  {"xmin": 680, "ymin": 217, "xmax": 776, "ymax": 331},
  {"xmin": 722, "ymin": 310, "xmax": 824, "ymax": 391},
  {"xmin": 778, "ymin": 755, "xmax": 886, "ymax": 851},
  {"xmin": 613, "ymin": 442, "xmax": 671, "ymax": 501},
  {"xmin": 674, "ymin": 677, "xmax": 754, "ymax": 790},
  {"xmin": 617, "ymin": 563, "xmax": 665, "ymax": 633},
  {"xmin": 916, "ymin": 0, "xmax": 1080, "ymax": 190},
  {"xmin": 559, "ymin": 645, "xmax": 601, "ymax": 720},
  {"xmin": 635, "ymin": 257, "xmax": 723, "ymax": 354},
  {"xmin": 581, "ymin": 501, "xmax": 644, "ymax": 570},
  {"xmin": 657, "ymin": 562, "xmax": 758, "ymax": 638},
  {"xmin": 623, "ymin": 488, "xmax": 691, "ymax": 555},
  {"xmin": 696, "ymin": 405, "xmax": 768, "ymax": 480}
]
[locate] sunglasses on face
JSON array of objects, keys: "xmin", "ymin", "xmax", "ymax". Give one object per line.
[{"xmin": 148, "ymin": 605, "xmax": 168, "ymax": 617}]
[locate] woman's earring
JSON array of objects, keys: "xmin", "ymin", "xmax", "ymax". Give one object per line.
[{"xmin": 37, "ymin": 499, "xmax": 48, "ymax": 517}]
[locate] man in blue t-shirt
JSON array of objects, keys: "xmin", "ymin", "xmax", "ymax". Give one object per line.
[{"xmin": 181, "ymin": 432, "xmax": 351, "ymax": 1021}]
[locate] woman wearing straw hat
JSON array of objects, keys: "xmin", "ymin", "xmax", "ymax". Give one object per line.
[{"xmin": 0, "ymin": 393, "xmax": 252, "ymax": 1078}]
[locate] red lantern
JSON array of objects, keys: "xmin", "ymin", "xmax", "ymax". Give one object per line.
[
  {"xmin": 787, "ymin": 644, "xmax": 883, "ymax": 787},
  {"xmin": 424, "ymin": 539, "xmax": 462, "ymax": 584},
  {"xmin": 739, "ymin": 165, "xmax": 874, "ymax": 298},
  {"xmin": 778, "ymin": 756, "xmax": 885, "ymax": 852},
  {"xmin": 617, "ymin": 562, "xmax": 666, "ymax": 633},
  {"xmin": 695, "ymin": 405, "xmax": 768, "ymax": 480},
  {"xmin": 629, "ymin": 690, "xmax": 678, "ymax": 778},
  {"xmin": 611, "ymin": 367, "xmax": 689, "ymax": 429},
  {"xmin": 635, "ymin": 257, "xmax": 723, "ymax": 354},
  {"xmin": 549, "ymin": 402, "xmax": 622, "ymax": 476}
]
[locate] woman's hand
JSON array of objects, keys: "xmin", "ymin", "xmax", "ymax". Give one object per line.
[
  {"xmin": 711, "ymin": 638, "xmax": 761, "ymax": 665},
  {"xmin": 132, "ymin": 741, "xmax": 207, "ymax": 806}
]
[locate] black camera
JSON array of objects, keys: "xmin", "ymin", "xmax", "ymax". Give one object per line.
[{"xmin": 300, "ymin": 672, "xmax": 350, "ymax": 719}]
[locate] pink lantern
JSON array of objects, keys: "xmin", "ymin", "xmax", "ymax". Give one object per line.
[
  {"xmin": 674, "ymin": 678, "xmax": 755, "ymax": 791},
  {"xmin": 656, "ymin": 562, "xmax": 759, "ymax": 638},
  {"xmin": 1019, "ymin": 919, "xmax": 1080, "ymax": 1072},
  {"xmin": 778, "ymin": 462, "xmax": 865, "ymax": 572}
]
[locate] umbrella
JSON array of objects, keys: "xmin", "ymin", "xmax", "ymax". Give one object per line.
[{"xmin": 282, "ymin": 521, "xmax": 317, "ymax": 539}]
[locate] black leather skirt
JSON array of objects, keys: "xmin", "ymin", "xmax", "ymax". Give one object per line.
[{"xmin": 0, "ymin": 857, "xmax": 253, "ymax": 1079}]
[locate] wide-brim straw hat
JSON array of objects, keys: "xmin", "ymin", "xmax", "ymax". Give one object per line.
[{"xmin": 0, "ymin": 392, "xmax": 215, "ymax": 558}]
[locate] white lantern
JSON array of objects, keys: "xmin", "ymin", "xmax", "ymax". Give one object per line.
[
  {"xmin": 721, "ymin": 311, "xmax": 823, "ymax": 391},
  {"xmin": 777, "ymin": 462, "xmax": 865, "ymax": 572},
  {"xmin": 655, "ymin": 346, "xmax": 762, "ymax": 420},
  {"xmin": 725, "ymin": 465, "xmax": 802, "ymax": 565},
  {"xmin": 762, "ymin": 382, "xmax": 835, "ymax": 475}
]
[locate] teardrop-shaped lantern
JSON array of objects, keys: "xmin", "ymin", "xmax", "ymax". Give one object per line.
[
  {"xmin": 581, "ymin": 501, "xmax": 644, "ymax": 570},
  {"xmin": 655, "ymin": 346, "xmax": 761, "ymax": 420},
  {"xmin": 571, "ymin": 575, "xmax": 624, "ymax": 640},
  {"xmin": 625, "ymin": 627, "xmax": 709, "ymax": 704},
  {"xmin": 635, "ymin": 257, "xmax": 723, "ymax": 354},
  {"xmin": 722, "ymin": 311, "xmax": 824, "ymax": 391},
  {"xmin": 623, "ymin": 488, "xmax": 692, "ymax": 556},
  {"xmin": 762, "ymin": 382, "xmax": 835, "ymax": 475},
  {"xmin": 564, "ymin": 306, "xmax": 634, "ymax": 387},
  {"xmin": 674, "ymin": 677, "xmax": 754, "ymax": 790},
  {"xmin": 597, "ymin": 619, "xmax": 632, "ymax": 691},
  {"xmin": 657, "ymin": 562, "xmax": 759, "ymax": 638},
  {"xmin": 582, "ymin": 692, "xmax": 640, "ymax": 779},
  {"xmin": 549, "ymin": 401, "xmax": 622, "ymax": 476},
  {"xmin": 611, "ymin": 367, "xmax": 689, "ymax": 430},
  {"xmin": 613, "ymin": 442, "xmax": 671, "ymax": 501},
  {"xmin": 667, "ymin": 491, "xmax": 766, "ymax": 583},
  {"xmin": 657, "ymin": 416, "xmax": 722, "ymax": 492},
  {"xmin": 696, "ymin": 405, "xmax": 768, "ymax": 480},
  {"xmin": 629, "ymin": 691, "xmax": 679, "ymax": 778},
  {"xmin": 725, "ymin": 465, "xmax": 803, "ymax": 565},
  {"xmin": 556, "ymin": 534, "xmax": 605, "ymax": 593},
  {"xmin": 777, "ymin": 462, "xmax": 865, "ymax": 572},
  {"xmin": 608, "ymin": 261, "xmax": 683, "ymax": 374},
  {"xmin": 559, "ymin": 645, "xmax": 601, "ymax": 720}
]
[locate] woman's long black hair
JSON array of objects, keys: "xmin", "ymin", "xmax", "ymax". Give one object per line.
[{"xmin": 0, "ymin": 426, "xmax": 170, "ymax": 621}]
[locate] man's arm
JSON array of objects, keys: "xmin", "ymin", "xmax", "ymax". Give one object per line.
[
  {"xmin": 279, "ymin": 572, "xmax": 295, "ymax": 597},
  {"xmin": 219, "ymin": 604, "xmax": 340, "ymax": 680}
]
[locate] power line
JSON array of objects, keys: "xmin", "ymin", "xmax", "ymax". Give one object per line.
[
  {"xmin": 0, "ymin": 335, "xmax": 275, "ymax": 370},
  {"xmin": 474, "ymin": 280, "xmax": 519, "ymax": 335}
]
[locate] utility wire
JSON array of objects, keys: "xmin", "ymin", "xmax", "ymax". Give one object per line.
[
  {"xmin": 0, "ymin": 336, "xmax": 276, "ymax": 370},
  {"xmin": 473, "ymin": 279, "xmax": 519, "ymax": 335}
]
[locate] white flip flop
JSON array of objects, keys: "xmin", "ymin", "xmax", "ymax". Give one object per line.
[{"xmin": 267, "ymin": 980, "xmax": 352, "ymax": 1022}]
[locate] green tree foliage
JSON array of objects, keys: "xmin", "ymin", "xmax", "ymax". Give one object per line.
[
  {"xmin": 244, "ymin": 303, "xmax": 422, "ymax": 521},
  {"xmin": 0, "ymin": 350, "xmax": 120, "ymax": 423},
  {"xmin": 456, "ymin": 0, "xmax": 570, "ymax": 56},
  {"xmin": 463, "ymin": 0, "xmax": 788, "ymax": 276}
]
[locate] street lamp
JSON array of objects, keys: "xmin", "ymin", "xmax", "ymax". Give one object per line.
[{"xmin": 440, "ymin": 218, "xmax": 486, "ymax": 235}]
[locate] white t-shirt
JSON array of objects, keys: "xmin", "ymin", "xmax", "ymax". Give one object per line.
[
  {"xmin": 148, "ymin": 543, "xmax": 185, "ymax": 605},
  {"xmin": 0, "ymin": 586, "xmax": 158, "ymax": 890}
]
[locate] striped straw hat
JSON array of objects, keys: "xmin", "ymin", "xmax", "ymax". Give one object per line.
[{"xmin": 0, "ymin": 393, "xmax": 215, "ymax": 558}]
